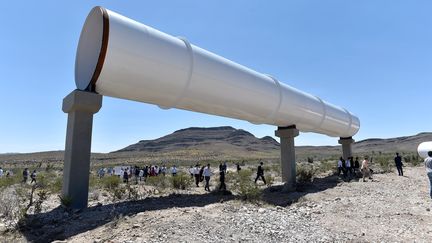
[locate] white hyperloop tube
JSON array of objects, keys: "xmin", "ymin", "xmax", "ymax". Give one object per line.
[
  {"xmin": 75, "ymin": 6, "xmax": 360, "ymax": 138},
  {"xmin": 418, "ymin": 142, "xmax": 432, "ymax": 159}
]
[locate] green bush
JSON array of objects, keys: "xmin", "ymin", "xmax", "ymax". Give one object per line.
[
  {"xmin": 0, "ymin": 174, "xmax": 22, "ymax": 188},
  {"xmin": 59, "ymin": 194, "xmax": 73, "ymax": 207},
  {"xmin": 146, "ymin": 175, "xmax": 169, "ymax": 190},
  {"xmin": 170, "ymin": 173, "xmax": 192, "ymax": 190},
  {"xmin": 237, "ymin": 169, "xmax": 261, "ymax": 201},
  {"xmin": 296, "ymin": 165, "xmax": 315, "ymax": 183},
  {"xmin": 101, "ymin": 175, "xmax": 121, "ymax": 190},
  {"xmin": 376, "ymin": 156, "xmax": 393, "ymax": 173}
]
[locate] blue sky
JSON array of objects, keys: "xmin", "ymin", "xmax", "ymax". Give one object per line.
[{"xmin": 0, "ymin": 0, "xmax": 431, "ymax": 153}]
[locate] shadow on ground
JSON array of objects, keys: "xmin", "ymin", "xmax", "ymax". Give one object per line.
[
  {"xmin": 17, "ymin": 175, "xmax": 352, "ymax": 242},
  {"xmin": 262, "ymin": 174, "xmax": 355, "ymax": 207},
  {"xmin": 17, "ymin": 191, "xmax": 236, "ymax": 243}
]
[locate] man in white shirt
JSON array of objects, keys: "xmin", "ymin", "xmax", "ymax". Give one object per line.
[
  {"xmin": 0, "ymin": 167, "xmax": 3, "ymax": 178},
  {"xmin": 337, "ymin": 157, "xmax": 344, "ymax": 176},
  {"xmin": 424, "ymin": 151, "xmax": 432, "ymax": 199},
  {"xmin": 193, "ymin": 164, "xmax": 201, "ymax": 187},
  {"xmin": 171, "ymin": 165, "xmax": 177, "ymax": 176},
  {"xmin": 203, "ymin": 164, "xmax": 213, "ymax": 192}
]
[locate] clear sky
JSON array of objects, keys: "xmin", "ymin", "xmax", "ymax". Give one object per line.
[{"xmin": 0, "ymin": 0, "xmax": 431, "ymax": 153}]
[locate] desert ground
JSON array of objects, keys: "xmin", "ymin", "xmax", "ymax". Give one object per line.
[{"xmin": 1, "ymin": 163, "xmax": 431, "ymax": 242}]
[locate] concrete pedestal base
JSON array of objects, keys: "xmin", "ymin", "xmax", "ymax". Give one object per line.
[
  {"xmin": 62, "ymin": 90, "xmax": 102, "ymax": 209},
  {"xmin": 275, "ymin": 126, "xmax": 299, "ymax": 191},
  {"xmin": 338, "ymin": 137, "xmax": 354, "ymax": 159}
]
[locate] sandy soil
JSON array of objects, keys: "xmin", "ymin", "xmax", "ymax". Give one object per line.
[{"xmin": 3, "ymin": 166, "xmax": 432, "ymax": 242}]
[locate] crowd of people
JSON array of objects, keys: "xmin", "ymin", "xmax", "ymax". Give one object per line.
[
  {"xmin": 1, "ymin": 150, "xmax": 431, "ymax": 200},
  {"xmin": 91, "ymin": 161, "xmax": 268, "ymax": 192}
]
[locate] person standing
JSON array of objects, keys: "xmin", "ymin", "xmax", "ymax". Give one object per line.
[
  {"xmin": 30, "ymin": 170, "xmax": 37, "ymax": 184},
  {"xmin": 394, "ymin": 153, "xmax": 404, "ymax": 176},
  {"xmin": 194, "ymin": 164, "xmax": 201, "ymax": 187},
  {"xmin": 0, "ymin": 167, "xmax": 3, "ymax": 178},
  {"xmin": 219, "ymin": 163, "xmax": 227, "ymax": 191},
  {"xmin": 424, "ymin": 151, "xmax": 432, "ymax": 199},
  {"xmin": 361, "ymin": 157, "xmax": 372, "ymax": 182},
  {"xmin": 171, "ymin": 165, "xmax": 177, "ymax": 176},
  {"xmin": 254, "ymin": 162, "xmax": 266, "ymax": 185},
  {"xmin": 337, "ymin": 157, "xmax": 344, "ymax": 176},
  {"xmin": 123, "ymin": 169, "xmax": 129, "ymax": 183},
  {"xmin": 22, "ymin": 168, "xmax": 29, "ymax": 183},
  {"xmin": 345, "ymin": 157, "xmax": 352, "ymax": 179},
  {"xmin": 203, "ymin": 164, "xmax": 212, "ymax": 192},
  {"xmin": 236, "ymin": 163, "xmax": 241, "ymax": 173}
]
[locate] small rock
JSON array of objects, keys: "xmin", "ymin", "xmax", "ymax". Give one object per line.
[
  {"xmin": 133, "ymin": 224, "xmax": 140, "ymax": 228},
  {"xmin": 258, "ymin": 208, "xmax": 266, "ymax": 213},
  {"xmin": 426, "ymin": 208, "xmax": 430, "ymax": 212}
]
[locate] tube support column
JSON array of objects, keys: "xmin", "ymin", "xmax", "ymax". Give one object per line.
[
  {"xmin": 338, "ymin": 137, "xmax": 354, "ymax": 160},
  {"xmin": 275, "ymin": 126, "xmax": 299, "ymax": 191},
  {"xmin": 62, "ymin": 90, "xmax": 102, "ymax": 209}
]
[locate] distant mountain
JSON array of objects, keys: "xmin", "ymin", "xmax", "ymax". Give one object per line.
[
  {"xmin": 115, "ymin": 126, "xmax": 279, "ymax": 153},
  {"xmin": 115, "ymin": 126, "xmax": 432, "ymax": 157}
]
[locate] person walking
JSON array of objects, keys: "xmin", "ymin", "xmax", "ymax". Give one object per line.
[
  {"xmin": 394, "ymin": 153, "xmax": 404, "ymax": 176},
  {"xmin": 219, "ymin": 163, "xmax": 227, "ymax": 191},
  {"xmin": 236, "ymin": 163, "xmax": 241, "ymax": 173},
  {"xmin": 424, "ymin": 151, "xmax": 432, "ymax": 199},
  {"xmin": 23, "ymin": 168, "xmax": 29, "ymax": 183},
  {"xmin": 194, "ymin": 164, "xmax": 201, "ymax": 187},
  {"xmin": 254, "ymin": 162, "xmax": 266, "ymax": 185},
  {"xmin": 0, "ymin": 167, "xmax": 3, "ymax": 178},
  {"xmin": 361, "ymin": 157, "xmax": 372, "ymax": 182},
  {"xmin": 203, "ymin": 164, "xmax": 213, "ymax": 192},
  {"xmin": 30, "ymin": 170, "xmax": 37, "ymax": 184},
  {"xmin": 337, "ymin": 157, "xmax": 344, "ymax": 176}
]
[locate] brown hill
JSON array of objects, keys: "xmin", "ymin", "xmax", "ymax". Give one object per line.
[{"xmin": 115, "ymin": 126, "xmax": 279, "ymax": 153}]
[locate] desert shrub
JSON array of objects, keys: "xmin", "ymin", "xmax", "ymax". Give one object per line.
[
  {"xmin": 127, "ymin": 184, "xmax": 140, "ymax": 200},
  {"xmin": 237, "ymin": 169, "xmax": 261, "ymax": 201},
  {"xmin": 412, "ymin": 158, "xmax": 422, "ymax": 167},
  {"xmin": 316, "ymin": 160, "xmax": 337, "ymax": 174},
  {"xmin": 266, "ymin": 174, "xmax": 274, "ymax": 186},
  {"xmin": 146, "ymin": 175, "xmax": 169, "ymax": 190},
  {"xmin": 59, "ymin": 194, "xmax": 73, "ymax": 207},
  {"xmin": 101, "ymin": 175, "xmax": 121, "ymax": 190},
  {"xmin": 307, "ymin": 157, "xmax": 314, "ymax": 163},
  {"xmin": 0, "ymin": 186, "xmax": 26, "ymax": 224},
  {"xmin": 269, "ymin": 164, "xmax": 281, "ymax": 177},
  {"xmin": 113, "ymin": 187, "xmax": 126, "ymax": 200},
  {"xmin": 170, "ymin": 173, "xmax": 192, "ymax": 190},
  {"xmin": 376, "ymin": 157, "xmax": 393, "ymax": 173},
  {"xmin": 51, "ymin": 176, "xmax": 63, "ymax": 193},
  {"xmin": 0, "ymin": 174, "xmax": 22, "ymax": 188},
  {"xmin": 296, "ymin": 164, "xmax": 315, "ymax": 183},
  {"xmin": 403, "ymin": 156, "xmax": 411, "ymax": 163},
  {"xmin": 34, "ymin": 189, "xmax": 48, "ymax": 214}
]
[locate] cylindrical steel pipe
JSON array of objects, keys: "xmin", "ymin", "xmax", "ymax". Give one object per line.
[
  {"xmin": 75, "ymin": 6, "xmax": 360, "ymax": 138},
  {"xmin": 418, "ymin": 142, "xmax": 432, "ymax": 159}
]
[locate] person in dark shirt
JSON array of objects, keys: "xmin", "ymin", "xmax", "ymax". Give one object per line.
[
  {"xmin": 30, "ymin": 170, "xmax": 37, "ymax": 184},
  {"xmin": 254, "ymin": 162, "xmax": 266, "ymax": 185},
  {"xmin": 22, "ymin": 168, "xmax": 29, "ymax": 183},
  {"xmin": 219, "ymin": 163, "xmax": 226, "ymax": 190},
  {"xmin": 394, "ymin": 152, "xmax": 403, "ymax": 176}
]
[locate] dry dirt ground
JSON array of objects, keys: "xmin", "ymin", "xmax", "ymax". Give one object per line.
[{"xmin": 3, "ymin": 166, "xmax": 432, "ymax": 242}]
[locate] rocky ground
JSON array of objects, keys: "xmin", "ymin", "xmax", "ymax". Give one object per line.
[{"xmin": 2, "ymin": 166, "xmax": 432, "ymax": 242}]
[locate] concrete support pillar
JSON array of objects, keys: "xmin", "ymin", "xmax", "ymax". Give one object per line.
[
  {"xmin": 62, "ymin": 90, "xmax": 102, "ymax": 209},
  {"xmin": 275, "ymin": 126, "xmax": 299, "ymax": 191},
  {"xmin": 338, "ymin": 137, "xmax": 354, "ymax": 160}
]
